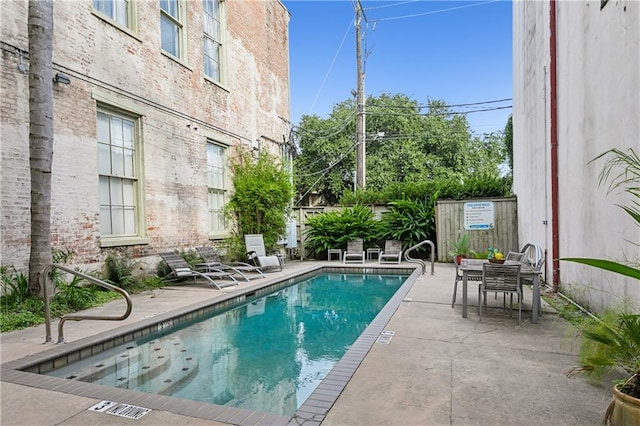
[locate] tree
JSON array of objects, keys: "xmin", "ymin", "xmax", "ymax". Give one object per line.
[
  {"xmin": 225, "ymin": 149, "xmax": 293, "ymax": 252},
  {"xmin": 293, "ymin": 93, "xmax": 507, "ymax": 205},
  {"xmin": 28, "ymin": 0, "xmax": 54, "ymax": 296},
  {"xmin": 504, "ymin": 115, "xmax": 513, "ymax": 173}
]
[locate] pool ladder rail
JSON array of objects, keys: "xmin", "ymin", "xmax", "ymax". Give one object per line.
[
  {"xmin": 42, "ymin": 263, "xmax": 133, "ymax": 344},
  {"xmin": 404, "ymin": 240, "xmax": 435, "ymax": 275}
]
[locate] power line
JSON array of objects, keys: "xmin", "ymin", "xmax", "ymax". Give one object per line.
[
  {"xmin": 371, "ymin": 0, "xmax": 502, "ymax": 22},
  {"xmin": 367, "ymin": 104, "xmax": 512, "ymax": 116},
  {"xmin": 306, "ymin": 17, "xmax": 354, "ymax": 116}
]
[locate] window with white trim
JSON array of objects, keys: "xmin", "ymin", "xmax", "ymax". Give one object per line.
[
  {"xmin": 93, "ymin": 0, "xmax": 133, "ymax": 28},
  {"xmin": 207, "ymin": 142, "xmax": 227, "ymax": 235},
  {"xmin": 160, "ymin": 0, "xmax": 185, "ymax": 59},
  {"xmin": 203, "ymin": 0, "xmax": 224, "ymax": 82},
  {"xmin": 97, "ymin": 109, "xmax": 144, "ymax": 243}
]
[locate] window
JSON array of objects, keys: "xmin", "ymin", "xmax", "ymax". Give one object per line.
[
  {"xmin": 93, "ymin": 0, "xmax": 133, "ymax": 28},
  {"xmin": 207, "ymin": 142, "xmax": 227, "ymax": 235},
  {"xmin": 97, "ymin": 109, "xmax": 145, "ymax": 245},
  {"xmin": 160, "ymin": 0, "xmax": 185, "ymax": 59},
  {"xmin": 203, "ymin": 0, "xmax": 224, "ymax": 82}
]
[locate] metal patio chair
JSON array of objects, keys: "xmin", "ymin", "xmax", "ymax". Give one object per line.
[
  {"xmin": 343, "ymin": 239, "xmax": 365, "ymax": 264},
  {"xmin": 195, "ymin": 246, "xmax": 265, "ymax": 281},
  {"xmin": 478, "ymin": 262, "xmax": 522, "ymax": 325},
  {"xmin": 378, "ymin": 240, "xmax": 403, "ymax": 264},
  {"xmin": 159, "ymin": 251, "xmax": 238, "ymax": 290}
]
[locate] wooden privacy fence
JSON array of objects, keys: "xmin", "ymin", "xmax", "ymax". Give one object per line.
[
  {"xmin": 436, "ymin": 197, "xmax": 518, "ymax": 262},
  {"xmin": 292, "ymin": 198, "xmax": 517, "ymax": 262}
]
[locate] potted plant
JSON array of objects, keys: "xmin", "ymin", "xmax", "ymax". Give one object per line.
[
  {"xmin": 449, "ymin": 233, "xmax": 475, "ymax": 264},
  {"xmin": 562, "ymin": 148, "xmax": 640, "ymax": 425},
  {"xmin": 566, "ymin": 308, "xmax": 640, "ymax": 425}
]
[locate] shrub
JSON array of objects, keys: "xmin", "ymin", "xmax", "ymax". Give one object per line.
[
  {"xmin": 378, "ymin": 196, "xmax": 437, "ymax": 257},
  {"xmin": 52, "ymin": 275, "xmax": 97, "ymax": 312},
  {"xmin": 303, "ymin": 205, "xmax": 381, "ymax": 258},
  {"xmin": 0, "ymin": 266, "xmax": 29, "ymax": 308},
  {"xmin": 225, "ymin": 149, "xmax": 293, "ymax": 255},
  {"xmin": 103, "ymin": 251, "xmax": 139, "ymax": 291}
]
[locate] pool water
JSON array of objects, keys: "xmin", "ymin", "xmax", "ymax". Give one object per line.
[{"xmin": 47, "ymin": 272, "xmax": 407, "ymax": 416}]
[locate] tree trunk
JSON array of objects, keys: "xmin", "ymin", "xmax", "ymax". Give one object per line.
[{"xmin": 27, "ymin": 0, "xmax": 54, "ymax": 296}]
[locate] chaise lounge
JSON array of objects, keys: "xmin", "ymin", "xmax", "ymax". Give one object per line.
[{"xmin": 159, "ymin": 251, "xmax": 238, "ymax": 290}]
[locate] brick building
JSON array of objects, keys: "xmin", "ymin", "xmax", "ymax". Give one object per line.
[{"xmin": 1, "ymin": 0, "xmax": 291, "ymax": 270}]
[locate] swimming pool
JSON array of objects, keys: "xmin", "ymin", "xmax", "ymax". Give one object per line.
[
  {"xmin": 2, "ymin": 265, "xmax": 420, "ymax": 424},
  {"xmin": 46, "ymin": 272, "xmax": 407, "ymax": 415}
]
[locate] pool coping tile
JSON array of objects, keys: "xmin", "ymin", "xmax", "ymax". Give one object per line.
[{"xmin": 0, "ymin": 264, "xmax": 421, "ymax": 425}]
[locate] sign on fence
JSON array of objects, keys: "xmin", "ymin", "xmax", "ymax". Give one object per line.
[{"xmin": 464, "ymin": 201, "xmax": 495, "ymax": 230}]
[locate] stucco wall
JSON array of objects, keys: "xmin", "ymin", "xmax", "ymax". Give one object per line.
[
  {"xmin": 513, "ymin": 0, "xmax": 640, "ymax": 312},
  {"xmin": 0, "ymin": 0, "xmax": 291, "ymax": 270}
]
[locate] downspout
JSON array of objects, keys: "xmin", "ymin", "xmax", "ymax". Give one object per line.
[{"xmin": 549, "ymin": 0, "xmax": 560, "ymax": 292}]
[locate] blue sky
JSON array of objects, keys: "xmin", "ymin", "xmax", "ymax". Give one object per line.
[{"xmin": 283, "ymin": 0, "xmax": 513, "ymax": 136}]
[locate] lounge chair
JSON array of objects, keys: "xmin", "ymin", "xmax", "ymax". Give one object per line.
[
  {"xmin": 244, "ymin": 234, "xmax": 282, "ymax": 272},
  {"xmin": 378, "ymin": 240, "xmax": 403, "ymax": 264},
  {"xmin": 195, "ymin": 246, "xmax": 265, "ymax": 281},
  {"xmin": 159, "ymin": 252, "xmax": 238, "ymax": 290},
  {"xmin": 343, "ymin": 239, "xmax": 365, "ymax": 264}
]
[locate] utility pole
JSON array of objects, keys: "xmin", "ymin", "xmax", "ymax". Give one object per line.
[{"xmin": 355, "ymin": 0, "xmax": 366, "ymax": 189}]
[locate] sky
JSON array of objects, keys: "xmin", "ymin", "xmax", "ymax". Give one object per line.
[{"xmin": 282, "ymin": 0, "xmax": 513, "ymax": 136}]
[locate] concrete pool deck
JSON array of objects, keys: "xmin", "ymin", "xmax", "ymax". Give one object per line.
[{"xmin": 1, "ymin": 260, "xmax": 613, "ymax": 425}]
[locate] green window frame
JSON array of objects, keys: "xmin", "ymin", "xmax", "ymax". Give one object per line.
[
  {"xmin": 207, "ymin": 142, "xmax": 227, "ymax": 236},
  {"xmin": 160, "ymin": 0, "xmax": 186, "ymax": 59},
  {"xmin": 203, "ymin": 0, "xmax": 225, "ymax": 82},
  {"xmin": 93, "ymin": 0, "xmax": 136, "ymax": 30},
  {"xmin": 97, "ymin": 108, "xmax": 147, "ymax": 246}
]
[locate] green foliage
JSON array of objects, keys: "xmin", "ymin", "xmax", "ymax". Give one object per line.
[
  {"xmin": 378, "ymin": 198, "xmax": 435, "ymax": 257},
  {"xmin": 180, "ymin": 249, "xmax": 201, "ymax": 268},
  {"xmin": 225, "ymin": 149, "xmax": 293, "ymax": 257},
  {"xmin": 103, "ymin": 252, "xmax": 139, "ymax": 291},
  {"xmin": 293, "ymin": 92, "xmax": 509, "ymax": 205},
  {"xmin": 52, "ymin": 276, "xmax": 96, "ymax": 312},
  {"xmin": 449, "ymin": 233, "xmax": 475, "ymax": 258},
  {"xmin": 0, "ymin": 298, "xmax": 45, "ymax": 332},
  {"xmin": 0, "ymin": 266, "xmax": 30, "ymax": 307},
  {"xmin": 52, "ymin": 247, "xmax": 75, "ymax": 264},
  {"xmin": 504, "ymin": 115, "xmax": 513, "ymax": 172},
  {"xmin": 340, "ymin": 174, "xmax": 511, "ymax": 206},
  {"xmin": 567, "ymin": 308, "xmax": 640, "ymax": 404},
  {"xmin": 303, "ymin": 205, "xmax": 381, "ymax": 258},
  {"xmin": 561, "ymin": 147, "xmax": 640, "ymax": 405}
]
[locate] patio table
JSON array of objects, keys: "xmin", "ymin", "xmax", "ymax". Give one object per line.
[{"xmin": 459, "ymin": 259, "xmax": 542, "ymax": 323}]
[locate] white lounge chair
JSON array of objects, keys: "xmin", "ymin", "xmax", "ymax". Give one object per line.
[
  {"xmin": 244, "ymin": 234, "xmax": 282, "ymax": 272},
  {"xmin": 343, "ymin": 239, "xmax": 365, "ymax": 264},
  {"xmin": 378, "ymin": 240, "xmax": 403, "ymax": 264}
]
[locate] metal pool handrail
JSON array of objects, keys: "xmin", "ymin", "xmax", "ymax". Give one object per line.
[
  {"xmin": 404, "ymin": 240, "xmax": 435, "ymax": 275},
  {"xmin": 42, "ymin": 263, "xmax": 133, "ymax": 344}
]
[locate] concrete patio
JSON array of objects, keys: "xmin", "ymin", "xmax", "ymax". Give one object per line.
[{"xmin": 1, "ymin": 260, "xmax": 613, "ymax": 425}]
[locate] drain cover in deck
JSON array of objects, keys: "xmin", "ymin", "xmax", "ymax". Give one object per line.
[{"xmin": 376, "ymin": 330, "xmax": 395, "ymax": 344}]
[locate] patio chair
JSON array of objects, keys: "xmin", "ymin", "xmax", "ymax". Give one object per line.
[
  {"xmin": 158, "ymin": 252, "xmax": 238, "ymax": 290},
  {"xmin": 378, "ymin": 240, "xmax": 403, "ymax": 264},
  {"xmin": 505, "ymin": 251, "xmax": 526, "ymax": 262},
  {"xmin": 195, "ymin": 246, "xmax": 265, "ymax": 281},
  {"xmin": 478, "ymin": 263, "xmax": 522, "ymax": 325},
  {"xmin": 244, "ymin": 234, "xmax": 282, "ymax": 272},
  {"xmin": 451, "ymin": 257, "xmax": 483, "ymax": 308},
  {"xmin": 520, "ymin": 243, "xmax": 544, "ymax": 269},
  {"xmin": 343, "ymin": 239, "xmax": 365, "ymax": 264}
]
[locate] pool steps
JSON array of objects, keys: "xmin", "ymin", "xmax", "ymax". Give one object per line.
[{"xmin": 50, "ymin": 337, "xmax": 199, "ymax": 396}]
